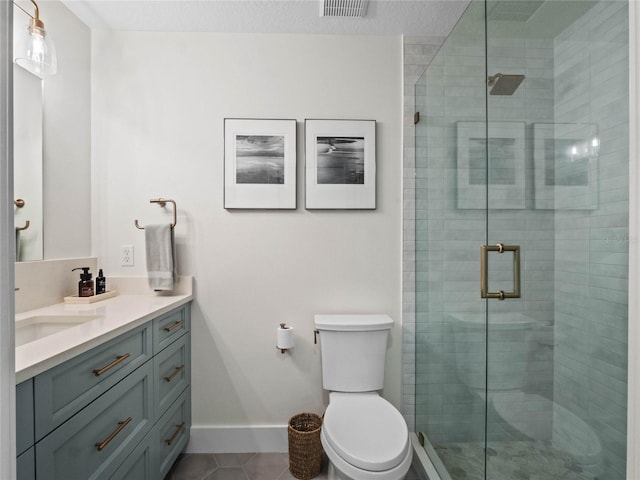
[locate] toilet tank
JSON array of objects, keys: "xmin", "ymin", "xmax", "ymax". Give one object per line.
[{"xmin": 314, "ymin": 314, "xmax": 393, "ymax": 392}]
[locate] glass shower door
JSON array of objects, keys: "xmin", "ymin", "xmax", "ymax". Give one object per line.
[
  {"xmin": 484, "ymin": 1, "xmax": 629, "ymax": 479},
  {"xmin": 414, "ymin": 1, "xmax": 489, "ymax": 478},
  {"xmin": 414, "ymin": 1, "xmax": 629, "ymax": 479}
]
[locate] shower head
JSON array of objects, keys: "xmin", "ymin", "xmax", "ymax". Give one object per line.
[{"xmin": 487, "ymin": 73, "xmax": 525, "ymax": 95}]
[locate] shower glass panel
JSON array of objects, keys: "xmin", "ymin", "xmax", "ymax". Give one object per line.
[
  {"xmin": 414, "ymin": 1, "xmax": 488, "ymax": 477},
  {"xmin": 414, "ymin": 1, "xmax": 628, "ymax": 479}
]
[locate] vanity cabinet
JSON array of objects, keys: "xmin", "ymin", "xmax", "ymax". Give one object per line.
[
  {"xmin": 16, "ymin": 379, "xmax": 33, "ymax": 456},
  {"xmin": 16, "ymin": 303, "xmax": 191, "ymax": 480},
  {"xmin": 37, "ymin": 362, "xmax": 154, "ymax": 480},
  {"xmin": 16, "ymin": 448, "xmax": 35, "ymax": 480},
  {"xmin": 34, "ymin": 322, "xmax": 153, "ymax": 440}
]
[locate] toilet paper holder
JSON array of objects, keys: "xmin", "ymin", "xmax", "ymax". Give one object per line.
[{"xmin": 277, "ymin": 323, "xmax": 294, "ymax": 354}]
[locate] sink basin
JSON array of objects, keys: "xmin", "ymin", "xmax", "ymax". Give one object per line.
[{"xmin": 16, "ymin": 315, "xmax": 102, "ymax": 347}]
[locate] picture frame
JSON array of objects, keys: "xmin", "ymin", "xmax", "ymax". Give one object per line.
[
  {"xmin": 224, "ymin": 118, "xmax": 297, "ymax": 209},
  {"xmin": 456, "ymin": 121, "xmax": 526, "ymax": 209},
  {"xmin": 533, "ymin": 123, "xmax": 598, "ymax": 210},
  {"xmin": 305, "ymin": 119, "xmax": 376, "ymax": 209}
]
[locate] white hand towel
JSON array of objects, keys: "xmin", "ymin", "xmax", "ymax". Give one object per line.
[
  {"xmin": 15, "ymin": 228, "xmax": 21, "ymax": 262},
  {"xmin": 145, "ymin": 224, "xmax": 175, "ymax": 291}
]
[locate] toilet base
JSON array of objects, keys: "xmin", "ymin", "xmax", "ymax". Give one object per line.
[
  {"xmin": 327, "ymin": 461, "xmax": 347, "ymax": 480},
  {"xmin": 322, "ymin": 431, "xmax": 413, "ymax": 480},
  {"xmin": 326, "ymin": 456, "xmax": 413, "ymax": 480}
]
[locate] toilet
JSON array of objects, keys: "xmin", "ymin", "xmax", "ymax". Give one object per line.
[{"xmin": 314, "ymin": 314, "xmax": 413, "ymax": 480}]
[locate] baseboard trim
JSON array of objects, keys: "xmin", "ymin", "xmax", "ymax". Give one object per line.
[{"xmin": 186, "ymin": 425, "xmax": 289, "ymax": 453}]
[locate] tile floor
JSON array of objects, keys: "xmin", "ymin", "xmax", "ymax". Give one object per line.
[{"xmin": 164, "ymin": 452, "xmax": 421, "ymax": 480}]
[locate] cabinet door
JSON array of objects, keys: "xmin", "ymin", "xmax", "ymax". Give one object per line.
[
  {"xmin": 154, "ymin": 304, "xmax": 190, "ymax": 353},
  {"xmin": 153, "ymin": 387, "xmax": 191, "ymax": 479},
  {"xmin": 17, "ymin": 447, "xmax": 35, "ymax": 480},
  {"xmin": 34, "ymin": 323, "xmax": 152, "ymax": 439},
  {"xmin": 16, "ymin": 379, "xmax": 34, "ymax": 455},
  {"xmin": 154, "ymin": 332, "xmax": 190, "ymax": 419},
  {"xmin": 109, "ymin": 436, "xmax": 152, "ymax": 480},
  {"xmin": 36, "ymin": 362, "xmax": 153, "ymax": 480}
]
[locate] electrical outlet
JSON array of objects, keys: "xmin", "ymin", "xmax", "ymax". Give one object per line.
[{"xmin": 121, "ymin": 244, "xmax": 134, "ymax": 266}]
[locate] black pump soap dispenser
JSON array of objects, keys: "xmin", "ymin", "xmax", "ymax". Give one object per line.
[
  {"xmin": 72, "ymin": 267, "xmax": 94, "ymax": 297},
  {"xmin": 96, "ymin": 269, "xmax": 106, "ymax": 295}
]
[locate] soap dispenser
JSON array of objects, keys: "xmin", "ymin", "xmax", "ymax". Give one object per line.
[
  {"xmin": 96, "ymin": 269, "xmax": 106, "ymax": 295},
  {"xmin": 72, "ymin": 267, "xmax": 94, "ymax": 297}
]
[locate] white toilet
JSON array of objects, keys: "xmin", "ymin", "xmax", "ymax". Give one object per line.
[{"xmin": 314, "ymin": 314, "xmax": 413, "ymax": 480}]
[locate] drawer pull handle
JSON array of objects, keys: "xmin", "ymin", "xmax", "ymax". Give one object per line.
[
  {"xmin": 164, "ymin": 365, "xmax": 185, "ymax": 383},
  {"xmin": 163, "ymin": 320, "xmax": 184, "ymax": 332},
  {"xmin": 93, "ymin": 353, "xmax": 131, "ymax": 376},
  {"xmin": 95, "ymin": 417, "xmax": 132, "ymax": 451},
  {"xmin": 165, "ymin": 421, "xmax": 185, "ymax": 446}
]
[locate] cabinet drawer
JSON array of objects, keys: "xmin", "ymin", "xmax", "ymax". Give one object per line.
[
  {"xmin": 154, "ymin": 332, "xmax": 190, "ymax": 419},
  {"xmin": 17, "ymin": 379, "xmax": 34, "ymax": 455},
  {"xmin": 36, "ymin": 362, "xmax": 153, "ymax": 480},
  {"xmin": 17, "ymin": 446, "xmax": 35, "ymax": 480},
  {"xmin": 109, "ymin": 436, "xmax": 152, "ymax": 480},
  {"xmin": 34, "ymin": 323, "xmax": 152, "ymax": 439},
  {"xmin": 154, "ymin": 304, "xmax": 190, "ymax": 353},
  {"xmin": 153, "ymin": 387, "xmax": 191, "ymax": 479}
]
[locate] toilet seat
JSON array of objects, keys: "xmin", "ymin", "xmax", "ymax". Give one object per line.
[{"xmin": 323, "ymin": 392, "xmax": 410, "ymax": 472}]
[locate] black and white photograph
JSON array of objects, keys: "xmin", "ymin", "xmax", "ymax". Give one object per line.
[
  {"xmin": 305, "ymin": 119, "xmax": 376, "ymax": 209},
  {"xmin": 224, "ymin": 118, "xmax": 296, "ymax": 209},
  {"xmin": 316, "ymin": 136, "xmax": 365, "ymax": 184},
  {"xmin": 235, "ymin": 135, "xmax": 285, "ymax": 184}
]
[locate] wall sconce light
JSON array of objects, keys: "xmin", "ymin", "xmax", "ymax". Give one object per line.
[{"xmin": 14, "ymin": 0, "xmax": 57, "ymax": 76}]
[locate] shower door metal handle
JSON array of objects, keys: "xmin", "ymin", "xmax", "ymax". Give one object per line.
[{"xmin": 481, "ymin": 243, "xmax": 521, "ymax": 300}]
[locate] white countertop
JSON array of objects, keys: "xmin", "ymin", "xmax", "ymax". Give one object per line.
[{"xmin": 15, "ymin": 278, "xmax": 193, "ymax": 383}]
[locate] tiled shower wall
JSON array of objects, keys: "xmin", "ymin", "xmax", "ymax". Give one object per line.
[{"xmin": 552, "ymin": 2, "xmax": 629, "ymax": 478}]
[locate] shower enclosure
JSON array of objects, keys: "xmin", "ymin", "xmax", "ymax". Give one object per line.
[{"xmin": 413, "ymin": 0, "xmax": 629, "ymax": 479}]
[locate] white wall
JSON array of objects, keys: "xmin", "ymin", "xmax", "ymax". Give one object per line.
[{"xmin": 91, "ymin": 32, "xmax": 403, "ymax": 435}]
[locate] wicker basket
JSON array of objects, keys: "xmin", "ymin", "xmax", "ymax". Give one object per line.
[{"xmin": 288, "ymin": 413, "xmax": 323, "ymax": 479}]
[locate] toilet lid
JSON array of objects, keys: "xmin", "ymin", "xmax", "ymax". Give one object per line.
[{"xmin": 323, "ymin": 393, "xmax": 409, "ymax": 472}]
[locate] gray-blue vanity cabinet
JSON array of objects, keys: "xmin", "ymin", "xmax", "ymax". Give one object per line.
[
  {"xmin": 17, "ymin": 447, "xmax": 35, "ymax": 480},
  {"xmin": 34, "ymin": 322, "xmax": 153, "ymax": 439},
  {"xmin": 154, "ymin": 386, "xmax": 191, "ymax": 479},
  {"xmin": 154, "ymin": 304, "xmax": 190, "ymax": 353},
  {"xmin": 154, "ymin": 332, "xmax": 190, "ymax": 418},
  {"xmin": 16, "ymin": 379, "xmax": 33, "ymax": 456},
  {"xmin": 110, "ymin": 387, "xmax": 191, "ymax": 480},
  {"xmin": 109, "ymin": 435, "xmax": 153, "ymax": 480},
  {"xmin": 36, "ymin": 361, "xmax": 154, "ymax": 480},
  {"xmin": 16, "ymin": 302, "xmax": 191, "ymax": 480}
]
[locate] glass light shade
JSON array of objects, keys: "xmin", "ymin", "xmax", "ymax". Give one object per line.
[{"xmin": 15, "ymin": 23, "xmax": 57, "ymax": 77}]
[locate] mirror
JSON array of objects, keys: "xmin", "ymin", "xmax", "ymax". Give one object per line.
[{"xmin": 13, "ymin": 5, "xmax": 44, "ymax": 262}]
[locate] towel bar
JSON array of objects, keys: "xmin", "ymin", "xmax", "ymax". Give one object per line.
[
  {"xmin": 135, "ymin": 198, "xmax": 177, "ymax": 229},
  {"xmin": 16, "ymin": 220, "xmax": 30, "ymax": 231}
]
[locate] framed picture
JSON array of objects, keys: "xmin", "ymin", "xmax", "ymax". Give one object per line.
[
  {"xmin": 224, "ymin": 118, "xmax": 297, "ymax": 209},
  {"xmin": 533, "ymin": 123, "xmax": 598, "ymax": 210},
  {"xmin": 305, "ymin": 119, "xmax": 376, "ymax": 209},
  {"xmin": 456, "ymin": 121, "xmax": 526, "ymax": 209}
]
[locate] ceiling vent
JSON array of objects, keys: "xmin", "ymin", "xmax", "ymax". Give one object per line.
[{"xmin": 320, "ymin": 0, "xmax": 369, "ymax": 17}]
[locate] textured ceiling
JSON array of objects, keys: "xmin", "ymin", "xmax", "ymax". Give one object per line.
[{"xmin": 59, "ymin": 0, "xmax": 470, "ymax": 36}]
